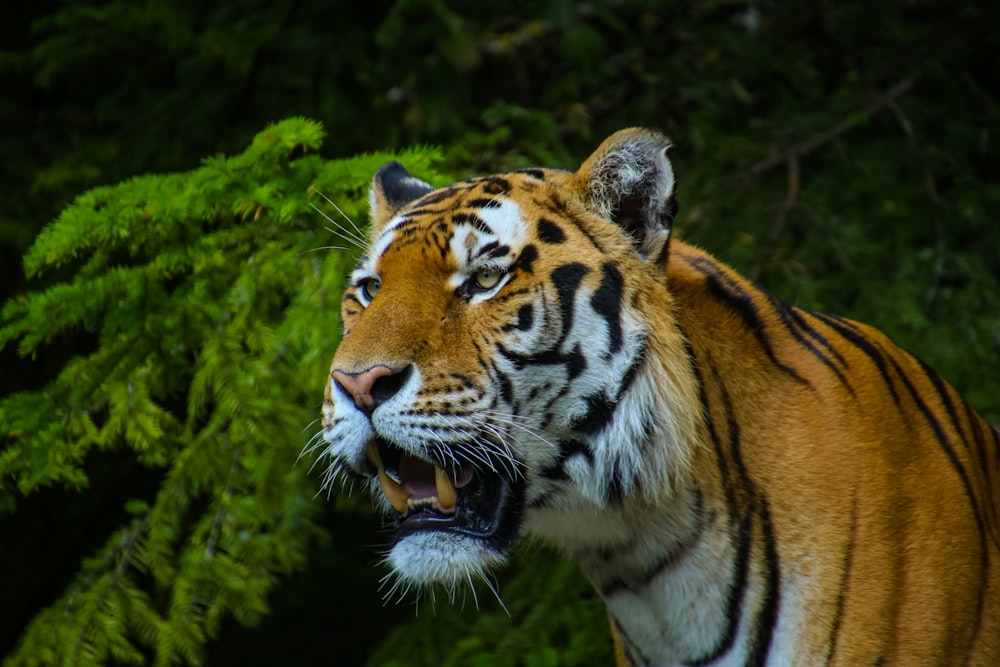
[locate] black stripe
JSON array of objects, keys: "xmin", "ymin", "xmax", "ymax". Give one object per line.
[
  {"xmin": 495, "ymin": 341, "xmax": 587, "ymax": 380},
  {"xmin": 722, "ymin": 374, "xmax": 779, "ymax": 667},
  {"xmin": 398, "ymin": 205, "xmax": 449, "ymax": 218},
  {"xmin": 501, "ymin": 304, "xmax": 534, "ymax": 333},
  {"xmin": 386, "ymin": 216, "xmax": 427, "ymax": 237},
  {"xmin": 913, "ymin": 355, "xmax": 966, "ymax": 444},
  {"xmin": 824, "ymin": 492, "xmax": 859, "ymax": 667},
  {"xmin": 555, "ymin": 438, "xmax": 595, "ymax": 466},
  {"xmin": 964, "ymin": 401, "xmax": 991, "ymax": 486},
  {"xmin": 495, "ymin": 366, "xmax": 513, "ymax": 406},
  {"xmin": 550, "ymin": 263, "xmax": 590, "ymax": 341},
  {"xmin": 772, "ymin": 302, "xmax": 855, "ymax": 394},
  {"xmin": 748, "ymin": 500, "xmax": 780, "ymax": 667},
  {"xmin": 513, "ymin": 244, "xmax": 538, "ymax": 274},
  {"xmin": 599, "ymin": 490, "xmax": 707, "ymax": 597},
  {"xmin": 543, "ymin": 192, "xmax": 609, "ymax": 253},
  {"xmin": 812, "ymin": 312, "xmax": 903, "ymax": 409},
  {"xmin": 492, "ymin": 286, "xmax": 534, "ymax": 305},
  {"xmin": 515, "ymin": 168, "xmax": 547, "ymax": 180},
  {"xmin": 686, "ymin": 351, "xmax": 754, "ymax": 666},
  {"xmin": 685, "ymin": 343, "xmax": 781, "ymax": 666},
  {"xmin": 572, "ymin": 392, "xmax": 616, "ymax": 435},
  {"xmin": 886, "ymin": 354, "xmax": 987, "ymax": 544},
  {"xmin": 611, "ymin": 618, "xmax": 650, "ymax": 667},
  {"xmin": 407, "ymin": 184, "xmax": 461, "ymax": 207},
  {"xmin": 451, "ymin": 212, "xmax": 493, "ymax": 235},
  {"xmin": 962, "ymin": 402, "xmax": 999, "ymax": 536},
  {"xmin": 884, "ymin": 353, "xmax": 990, "ymax": 647},
  {"xmin": 474, "ymin": 175, "xmax": 511, "ymax": 195},
  {"xmin": 591, "ymin": 262, "xmax": 625, "ymax": 354},
  {"xmin": 476, "ymin": 240, "xmax": 500, "ymax": 259},
  {"xmin": 686, "ymin": 255, "xmax": 810, "ymax": 387},
  {"xmin": 616, "ymin": 339, "xmax": 647, "ymax": 401},
  {"xmin": 798, "ymin": 310, "xmax": 852, "ymax": 369},
  {"xmin": 537, "ymin": 218, "xmax": 566, "ymax": 244},
  {"xmin": 913, "ymin": 355, "xmax": 994, "ymax": 512},
  {"xmin": 467, "ymin": 197, "xmax": 500, "ymax": 209}
]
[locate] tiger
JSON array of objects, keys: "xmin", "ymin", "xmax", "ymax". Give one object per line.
[{"xmin": 316, "ymin": 128, "xmax": 1000, "ymax": 666}]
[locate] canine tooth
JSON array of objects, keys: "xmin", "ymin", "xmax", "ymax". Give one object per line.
[
  {"xmin": 365, "ymin": 441, "xmax": 383, "ymax": 469},
  {"xmin": 435, "ymin": 466, "xmax": 457, "ymax": 510},
  {"xmin": 366, "ymin": 442, "xmax": 409, "ymax": 514},
  {"xmin": 377, "ymin": 469, "xmax": 410, "ymax": 514}
]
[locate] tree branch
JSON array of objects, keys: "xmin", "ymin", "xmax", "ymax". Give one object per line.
[{"xmin": 746, "ymin": 72, "xmax": 920, "ymax": 178}]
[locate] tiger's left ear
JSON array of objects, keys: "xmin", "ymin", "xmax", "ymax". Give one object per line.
[
  {"xmin": 368, "ymin": 161, "xmax": 436, "ymax": 233},
  {"xmin": 577, "ymin": 128, "xmax": 677, "ymax": 265}
]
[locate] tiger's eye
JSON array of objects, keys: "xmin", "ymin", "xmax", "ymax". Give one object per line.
[
  {"xmin": 474, "ymin": 268, "xmax": 502, "ymax": 291},
  {"xmin": 362, "ymin": 278, "xmax": 381, "ymax": 300}
]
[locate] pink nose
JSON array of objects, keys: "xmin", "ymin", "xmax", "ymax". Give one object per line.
[{"xmin": 331, "ymin": 365, "xmax": 405, "ymax": 414}]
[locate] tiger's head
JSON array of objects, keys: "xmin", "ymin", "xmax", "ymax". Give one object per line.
[{"xmin": 319, "ymin": 129, "xmax": 701, "ymax": 590}]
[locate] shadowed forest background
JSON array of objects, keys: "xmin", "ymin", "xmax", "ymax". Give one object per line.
[{"xmin": 1, "ymin": 1, "xmax": 998, "ymax": 665}]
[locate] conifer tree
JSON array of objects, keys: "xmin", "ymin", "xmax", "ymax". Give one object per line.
[{"xmin": 0, "ymin": 118, "xmax": 445, "ymax": 666}]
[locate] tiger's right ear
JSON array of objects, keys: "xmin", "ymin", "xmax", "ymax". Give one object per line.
[
  {"xmin": 368, "ymin": 161, "xmax": 436, "ymax": 233},
  {"xmin": 576, "ymin": 128, "xmax": 677, "ymax": 266}
]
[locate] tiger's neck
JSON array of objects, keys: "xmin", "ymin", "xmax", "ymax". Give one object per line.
[
  {"xmin": 527, "ymin": 465, "xmax": 749, "ymax": 666},
  {"xmin": 524, "ymin": 242, "xmax": 792, "ymax": 666},
  {"xmin": 521, "ymin": 318, "xmax": 749, "ymax": 663}
]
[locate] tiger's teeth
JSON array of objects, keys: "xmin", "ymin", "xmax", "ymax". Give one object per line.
[
  {"xmin": 365, "ymin": 441, "xmax": 383, "ymax": 470},
  {"xmin": 377, "ymin": 468, "xmax": 410, "ymax": 514},
  {"xmin": 366, "ymin": 442, "xmax": 409, "ymax": 514},
  {"xmin": 436, "ymin": 466, "xmax": 457, "ymax": 510}
]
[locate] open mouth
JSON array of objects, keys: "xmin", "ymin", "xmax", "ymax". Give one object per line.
[{"xmin": 366, "ymin": 439, "xmax": 523, "ymax": 545}]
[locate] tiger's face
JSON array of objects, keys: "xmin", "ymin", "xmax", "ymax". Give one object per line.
[{"xmin": 320, "ymin": 130, "xmax": 699, "ymax": 589}]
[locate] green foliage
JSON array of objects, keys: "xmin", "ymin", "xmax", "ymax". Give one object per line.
[
  {"xmin": 0, "ymin": 118, "xmax": 447, "ymax": 666},
  {"xmin": 2, "ymin": 1, "xmax": 998, "ymax": 665}
]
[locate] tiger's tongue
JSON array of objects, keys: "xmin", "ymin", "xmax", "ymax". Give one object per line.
[
  {"xmin": 399, "ymin": 455, "xmax": 439, "ymax": 500},
  {"xmin": 365, "ymin": 442, "xmax": 473, "ymax": 515}
]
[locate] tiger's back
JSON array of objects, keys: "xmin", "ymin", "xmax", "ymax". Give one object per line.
[
  {"xmin": 664, "ymin": 240, "xmax": 1000, "ymax": 664},
  {"xmin": 317, "ymin": 128, "xmax": 1000, "ymax": 666}
]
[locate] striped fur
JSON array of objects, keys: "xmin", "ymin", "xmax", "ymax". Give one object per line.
[{"xmin": 316, "ymin": 129, "xmax": 1000, "ymax": 665}]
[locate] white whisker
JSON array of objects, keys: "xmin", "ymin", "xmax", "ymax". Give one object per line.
[
  {"xmin": 314, "ymin": 189, "xmax": 369, "ymax": 242},
  {"xmin": 309, "ymin": 201, "xmax": 369, "ymax": 250},
  {"xmin": 479, "ymin": 572, "xmax": 509, "ymax": 616},
  {"xmin": 299, "ymin": 244, "xmax": 357, "ymax": 255},
  {"xmin": 466, "ymin": 568, "xmax": 480, "ymax": 610}
]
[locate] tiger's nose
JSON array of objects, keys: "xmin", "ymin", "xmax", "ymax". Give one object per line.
[{"xmin": 331, "ymin": 365, "xmax": 412, "ymax": 415}]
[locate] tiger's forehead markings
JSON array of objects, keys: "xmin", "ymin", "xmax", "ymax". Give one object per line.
[
  {"xmin": 448, "ymin": 198, "xmax": 529, "ymax": 270},
  {"xmin": 366, "ymin": 187, "xmax": 531, "ymax": 286}
]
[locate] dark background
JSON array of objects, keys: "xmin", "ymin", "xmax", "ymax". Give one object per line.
[{"xmin": 2, "ymin": 1, "xmax": 998, "ymax": 665}]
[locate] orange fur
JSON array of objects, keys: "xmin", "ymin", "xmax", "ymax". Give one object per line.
[
  {"xmin": 661, "ymin": 240, "xmax": 1000, "ymax": 665},
  {"xmin": 322, "ymin": 129, "xmax": 1000, "ymax": 666}
]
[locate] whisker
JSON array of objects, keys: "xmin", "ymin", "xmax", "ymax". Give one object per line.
[
  {"xmin": 480, "ymin": 572, "xmax": 509, "ymax": 616},
  {"xmin": 466, "ymin": 568, "xmax": 480, "ymax": 610},
  {"xmin": 481, "ymin": 409, "xmax": 560, "ymax": 451},
  {"xmin": 298, "ymin": 428, "xmax": 329, "ymax": 463},
  {"xmin": 446, "ymin": 415, "xmax": 524, "ymax": 479},
  {"xmin": 299, "ymin": 244, "xmax": 357, "ymax": 255},
  {"xmin": 309, "ymin": 202, "xmax": 369, "ymax": 250},
  {"xmin": 314, "ymin": 189, "xmax": 369, "ymax": 242}
]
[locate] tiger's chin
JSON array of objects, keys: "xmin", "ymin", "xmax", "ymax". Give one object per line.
[
  {"xmin": 366, "ymin": 439, "xmax": 525, "ymax": 588},
  {"xmin": 386, "ymin": 532, "xmax": 506, "ymax": 588}
]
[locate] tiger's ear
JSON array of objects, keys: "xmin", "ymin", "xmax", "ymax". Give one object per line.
[
  {"xmin": 368, "ymin": 161, "xmax": 435, "ymax": 232},
  {"xmin": 577, "ymin": 128, "xmax": 677, "ymax": 264}
]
